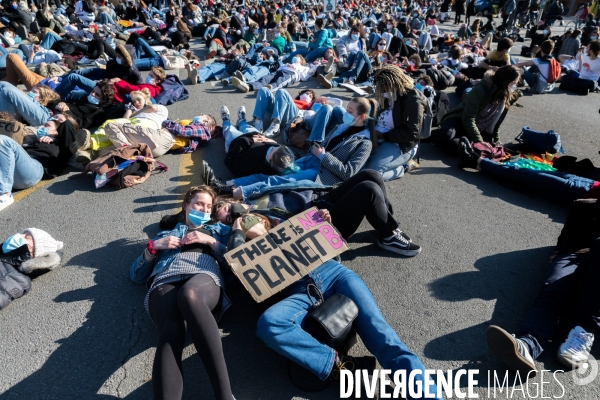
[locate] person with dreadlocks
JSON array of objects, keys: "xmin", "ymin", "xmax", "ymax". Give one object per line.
[{"xmin": 364, "ymin": 65, "xmax": 428, "ymax": 181}]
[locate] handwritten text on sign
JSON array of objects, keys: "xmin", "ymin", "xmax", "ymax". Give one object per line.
[{"xmin": 225, "ymin": 207, "xmax": 348, "ymax": 302}]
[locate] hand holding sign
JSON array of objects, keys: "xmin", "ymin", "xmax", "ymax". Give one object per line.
[{"xmin": 225, "ymin": 207, "xmax": 348, "ymax": 302}]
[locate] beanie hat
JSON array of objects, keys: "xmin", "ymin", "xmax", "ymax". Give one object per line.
[{"xmin": 22, "ymin": 228, "xmax": 64, "ymax": 258}]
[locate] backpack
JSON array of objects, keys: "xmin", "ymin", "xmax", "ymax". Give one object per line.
[
  {"xmin": 431, "ymin": 90, "xmax": 450, "ymax": 127},
  {"xmin": 543, "ymin": 58, "xmax": 561, "ymax": 83},
  {"xmin": 155, "ymin": 75, "xmax": 190, "ymax": 105}
]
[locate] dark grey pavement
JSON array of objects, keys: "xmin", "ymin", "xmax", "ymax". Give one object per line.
[{"xmin": 1, "ymin": 22, "xmax": 599, "ymax": 400}]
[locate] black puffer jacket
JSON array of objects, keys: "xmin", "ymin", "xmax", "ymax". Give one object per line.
[{"xmin": 0, "ymin": 245, "xmax": 32, "ymax": 311}]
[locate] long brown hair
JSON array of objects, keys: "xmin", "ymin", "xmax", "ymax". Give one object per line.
[{"xmin": 490, "ymin": 65, "xmax": 521, "ymax": 108}]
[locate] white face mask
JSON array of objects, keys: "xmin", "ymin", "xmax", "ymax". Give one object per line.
[{"xmin": 299, "ymin": 93, "xmax": 312, "ymax": 102}]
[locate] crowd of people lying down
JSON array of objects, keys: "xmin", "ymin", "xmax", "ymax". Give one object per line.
[{"xmin": 1, "ymin": 0, "xmax": 600, "ymax": 399}]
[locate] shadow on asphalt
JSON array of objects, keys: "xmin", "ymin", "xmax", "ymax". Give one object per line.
[
  {"xmin": 424, "ymin": 246, "xmax": 600, "ymax": 389},
  {"xmin": 0, "ymin": 238, "xmax": 343, "ymax": 399}
]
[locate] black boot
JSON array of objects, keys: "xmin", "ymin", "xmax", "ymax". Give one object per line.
[
  {"xmin": 457, "ymin": 142, "xmax": 478, "ymax": 169},
  {"xmin": 201, "ymin": 160, "xmax": 233, "ymax": 195}
]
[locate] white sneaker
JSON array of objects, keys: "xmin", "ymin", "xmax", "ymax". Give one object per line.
[
  {"xmin": 557, "ymin": 326, "xmax": 594, "ymax": 369},
  {"xmin": 263, "ymin": 123, "xmax": 280, "ymax": 137},
  {"xmin": 0, "ymin": 193, "xmax": 14, "ymax": 212},
  {"xmin": 237, "ymin": 106, "xmax": 246, "ymax": 126},
  {"xmin": 221, "ymin": 106, "xmax": 230, "ymax": 122},
  {"xmin": 232, "ymin": 77, "xmax": 249, "ymax": 93}
]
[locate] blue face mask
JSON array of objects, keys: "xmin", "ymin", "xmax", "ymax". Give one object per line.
[
  {"xmin": 415, "ymin": 83, "xmax": 423, "ymax": 91},
  {"xmin": 145, "ymin": 75, "xmax": 156, "ymax": 85},
  {"xmin": 2, "ymin": 234, "xmax": 27, "ymax": 254},
  {"xmin": 37, "ymin": 127, "xmax": 49, "ymax": 138},
  {"xmin": 342, "ymin": 111, "xmax": 355, "ymax": 126},
  {"xmin": 188, "ymin": 208, "xmax": 211, "ymax": 226},
  {"xmin": 116, "ymin": 57, "xmax": 123, "ymax": 65},
  {"xmin": 312, "ymin": 102, "xmax": 322, "ymax": 112},
  {"xmin": 11, "ymin": 4, "xmax": 17, "ymax": 9},
  {"xmin": 88, "ymin": 94, "xmax": 100, "ymax": 105},
  {"xmin": 291, "ymin": 57, "xmax": 299, "ymax": 64},
  {"xmin": 28, "ymin": 91, "xmax": 37, "ymax": 100},
  {"xmin": 351, "ymin": 33, "xmax": 359, "ymax": 40}
]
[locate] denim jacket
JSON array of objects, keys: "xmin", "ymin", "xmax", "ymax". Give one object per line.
[{"xmin": 129, "ymin": 222, "xmax": 232, "ymax": 285}]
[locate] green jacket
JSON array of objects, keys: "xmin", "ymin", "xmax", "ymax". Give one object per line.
[
  {"xmin": 441, "ymin": 72, "xmax": 505, "ymax": 143},
  {"xmin": 270, "ymin": 35, "xmax": 286, "ymax": 56},
  {"xmin": 244, "ymin": 31, "xmax": 259, "ymax": 45}
]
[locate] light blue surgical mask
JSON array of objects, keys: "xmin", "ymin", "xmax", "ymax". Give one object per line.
[
  {"xmin": 415, "ymin": 83, "xmax": 423, "ymax": 91},
  {"xmin": 145, "ymin": 75, "xmax": 156, "ymax": 85},
  {"xmin": 116, "ymin": 57, "xmax": 123, "ymax": 65},
  {"xmin": 88, "ymin": 94, "xmax": 100, "ymax": 105},
  {"xmin": 37, "ymin": 127, "xmax": 49, "ymax": 137},
  {"xmin": 2, "ymin": 234, "xmax": 27, "ymax": 254},
  {"xmin": 351, "ymin": 33, "xmax": 359, "ymax": 40},
  {"xmin": 292, "ymin": 57, "xmax": 299, "ymax": 63},
  {"xmin": 342, "ymin": 111, "xmax": 355, "ymax": 126},
  {"xmin": 188, "ymin": 209, "xmax": 211, "ymax": 226}
]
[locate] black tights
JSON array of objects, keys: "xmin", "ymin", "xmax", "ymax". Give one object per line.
[
  {"xmin": 316, "ymin": 170, "xmax": 399, "ymax": 239},
  {"xmin": 148, "ymin": 274, "xmax": 232, "ymax": 400}
]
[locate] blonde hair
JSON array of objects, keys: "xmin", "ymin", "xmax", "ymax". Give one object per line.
[
  {"xmin": 130, "ymin": 88, "xmax": 151, "ymax": 106},
  {"xmin": 32, "ymin": 84, "xmax": 60, "ymax": 106},
  {"xmin": 372, "ymin": 64, "xmax": 414, "ymax": 109}
]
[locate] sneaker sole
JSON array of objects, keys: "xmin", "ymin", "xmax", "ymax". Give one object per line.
[
  {"xmin": 377, "ymin": 240, "xmax": 421, "ymax": 256},
  {"xmin": 557, "ymin": 349, "xmax": 589, "ymax": 370},
  {"xmin": 232, "ymin": 77, "xmax": 249, "ymax": 93},
  {"xmin": 486, "ymin": 326, "xmax": 537, "ymax": 379},
  {"xmin": 318, "ymin": 74, "xmax": 333, "ymax": 89}
]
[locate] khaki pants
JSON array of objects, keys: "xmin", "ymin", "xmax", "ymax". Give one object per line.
[
  {"xmin": 3, "ymin": 54, "xmax": 45, "ymax": 90},
  {"xmin": 104, "ymin": 122, "xmax": 175, "ymax": 158}
]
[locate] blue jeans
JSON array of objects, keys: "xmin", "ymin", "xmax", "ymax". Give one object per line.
[
  {"xmin": 516, "ymin": 241, "xmax": 600, "ymax": 360},
  {"xmin": 365, "ymin": 143, "xmax": 418, "ymax": 181},
  {"xmin": 40, "ymin": 31, "xmax": 62, "ymax": 50},
  {"xmin": 243, "ymin": 65, "xmax": 270, "ymax": 82},
  {"xmin": 234, "ymin": 154, "xmax": 321, "ymax": 200},
  {"xmin": 54, "ymin": 73, "xmax": 97, "ymax": 102},
  {"xmin": 253, "ymin": 87, "xmax": 299, "ymax": 130},
  {"xmin": 284, "ymin": 46, "xmax": 328, "ymax": 63},
  {"xmin": 301, "ymin": 105, "xmax": 344, "ymax": 144},
  {"xmin": 223, "ymin": 119, "xmax": 259, "ymax": 153},
  {"xmin": 99, "ymin": 11, "xmax": 116, "ymax": 25},
  {"xmin": 204, "ymin": 25, "xmax": 217, "ymax": 39},
  {"xmin": 333, "ymin": 51, "xmax": 371, "ymax": 86},
  {"xmin": 0, "ymin": 82, "xmax": 51, "ymax": 126},
  {"xmin": 197, "ymin": 62, "xmax": 226, "ymax": 83},
  {"xmin": 0, "ymin": 135, "xmax": 44, "ymax": 193},
  {"xmin": 133, "ymin": 37, "xmax": 164, "ymax": 70},
  {"xmin": 0, "ymin": 45, "xmax": 24, "ymax": 68},
  {"xmin": 478, "ymin": 159, "xmax": 595, "ymax": 205},
  {"xmin": 256, "ymin": 260, "xmax": 441, "ymax": 399},
  {"xmin": 72, "ymin": 67, "xmax": 106, "ymax": 81}
]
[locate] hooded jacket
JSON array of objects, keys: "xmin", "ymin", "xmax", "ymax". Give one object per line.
[{"xmin": 440, "ymin": 71, "xmax": 507, "ymax": 143}]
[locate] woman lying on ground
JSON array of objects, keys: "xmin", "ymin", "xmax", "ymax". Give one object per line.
[
  {"xmin": 0, "ymin": 81, "xmax": 59, "ymax": 126},
  {"xmin": 203, "ymin": 97, "xmax": 377, "ymax": 201},
  {"xmin": 206, "ymin": 169, "xmax": 422, "ymax": 256},
  {"xmin": 129, "ymin": 185, "xmax": 236, "ymax": 400},
  {"xmin": 213, "ymin": 204, "xmax": 439, "ymax": 399},
  {"xmin": 0, "ymin": 112, "xmax": 87, "ymax": 212}
]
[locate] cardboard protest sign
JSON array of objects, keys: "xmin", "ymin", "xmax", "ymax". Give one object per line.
[{"xmin": 225, "ymin": 207, "xmax": 348, "ymax": 302}]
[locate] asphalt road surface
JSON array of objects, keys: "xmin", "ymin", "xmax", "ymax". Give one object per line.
[{"xmin": 1, "ymin": 19, "xmax": 599, "ymax": 400}]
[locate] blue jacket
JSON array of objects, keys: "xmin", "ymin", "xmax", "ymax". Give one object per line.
[
  {"xmin": 155, "ymin": 75, "xmax": 189, "ymax": 106},
  {"xmin": 309, "ymin": 28, "xmax": 333, "ymax": 50},
  {"xmin": 129, "ymin": 222, "xmax": 232, "ymax": 285}
]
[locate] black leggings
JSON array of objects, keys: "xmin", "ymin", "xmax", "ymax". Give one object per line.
[
  {"xmin": 148, "ymin": 274, "xmax": 232, "ymax": 400},
  {"xmin": 315, "ymin": 170, "xmax": 399, "ymax": 239},
  {"xmin": 430, "ymin": 117, "xmax": 467, "ymax": 154}
]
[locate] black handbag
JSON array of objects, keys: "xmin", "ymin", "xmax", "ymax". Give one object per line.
[{"xmin": 303, "ymin": 283, "xmax": 358, "ymax": 354}]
